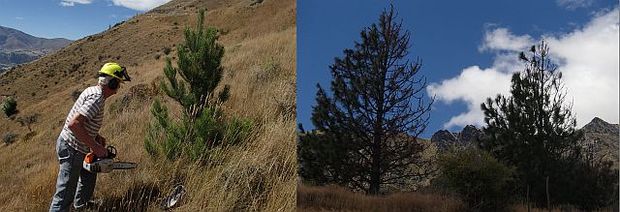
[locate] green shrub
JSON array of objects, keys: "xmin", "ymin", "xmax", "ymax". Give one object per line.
[
  {"xmin": 145, "ymin": 99, "xmax": 253, "ymax": 163},
  {"xmin": 188, "ymin": 106, "xmax": 222, "ymax": 161},
  {"xmin": 436, "ymin": 147, "xmax": 515, "ymax": 211},
  {"xmin": 224, "ymin": 117, "xmax": 253, "ymax": 145},
  {"xmin": 2, "ymin": 132, "xmax": 17, "ymax": 145},
  {"xmin": 1, "ymin": 96, "xmax": 17, "ymax": 117},
  {"xmin": 556, "ymin": 158, "xmax": 619, "ymax": 210},
  {"xmin": 144, "ymin": 99, "xmax": 184, "ymax": 160},
  {"xmin": 189, "ymin": 108, "xmax": 252, "ymax": 161}
]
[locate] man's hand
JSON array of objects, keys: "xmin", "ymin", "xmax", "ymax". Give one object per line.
[
  {"xmin": 68, "ymin": 114, "xmax": 108, "ymax": 158},
  {"xmin": 95, "ymin": 135, "xmax": 107, "ymax": 146}
]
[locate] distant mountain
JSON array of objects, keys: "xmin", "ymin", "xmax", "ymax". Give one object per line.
[
  {"xmin": 431, "ymin": 117, "xmax": 619, "ymax": 166},
  {"xmin": 580, "ymin": 117, "xmax": 619, "ymax": 166},
  {"xmin": 0, "ymin": 25, "xmax": 72, "ymax": 73},
  {"xmin": 0, "ymin": 25, "xmax": 71, "ymax": 50},
  {"xmin": 430, "ymin": 125, "xmax": 483, "ymax": 151}
]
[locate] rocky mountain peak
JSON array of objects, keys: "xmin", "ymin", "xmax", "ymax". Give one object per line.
[
  {"xmin": 579, "ymin": 117, "xmax": 619, "ymax": 166},
  {"xmin": 430, "ymin": 117, "xmax": 618, "ymax": 167},
  {"xmin": 582, "ymin": 117, "xmax": 619, "ymax": 135},
  {"xmin": 459, "ymin": 125, "xmax": 483, "ymax": 142},
  {"xmin": 431, "ymin": 125, "xmax": 482, "ymax": 151},
  {"xmin": 431, "ymin": 130, "xmax": 456, "ymax": 142}
]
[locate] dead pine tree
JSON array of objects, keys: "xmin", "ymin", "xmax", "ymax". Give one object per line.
[{"xmin": 299, "ymin": 5, "xmax": 434, "ymax": 195}]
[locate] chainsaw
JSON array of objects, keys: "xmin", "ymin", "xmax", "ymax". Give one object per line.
[{"xmin": 83, "ymin": 146, "xmax": 137, "ymax": 173}]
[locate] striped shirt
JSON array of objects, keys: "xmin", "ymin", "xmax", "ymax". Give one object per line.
[{"xmin": 59, "ymin": 86, "xmax": 105, "ymax": 154}]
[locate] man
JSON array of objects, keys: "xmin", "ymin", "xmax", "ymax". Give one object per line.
[{"xmin": 49, "ymin": 62, "xmax": 131, "ymax": 211}]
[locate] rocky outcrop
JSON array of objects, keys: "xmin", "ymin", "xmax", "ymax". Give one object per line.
[
  {"xmin": 430, "ymin": 117, "xmax": 619, "ymax": 167},
  {"xmin": 459, "ymin": 125, "xmax": 483, "ymax": 143},
  {"xmin": 431, "ymin": 125, "xmax": 483, "ymax": 151},
  {"xmin": 582, "ymin": 117, "xmax": 619, "ymax": 135},
  {"xmin": 580, "ymin": 117, "xmax": 619, "ymax": 167}
]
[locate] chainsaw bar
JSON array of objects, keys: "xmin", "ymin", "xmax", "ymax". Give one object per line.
[{"xmin": 112, "ymin": 162, "xmax": 138, "ymax": 170}]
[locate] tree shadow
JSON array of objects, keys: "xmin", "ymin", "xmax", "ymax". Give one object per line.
[{"xmin": 97, "ymin": 182, "xmax": 161, "ymax": 212}]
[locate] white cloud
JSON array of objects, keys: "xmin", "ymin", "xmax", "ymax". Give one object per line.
[
  {"xmin": 546, "ymin": 8, "xmax": 619, "ymax": 127},
  {"xmin": 556, "ymin": 0, "xmax": 595, "ymax": 10},
  {"xmin": 428, "ymin": 7, "xmax": 619, "ymax": 129},
  {"xmin": 479, "ymin": 28, "xmax": 534, "ymax": 52},
  {"xmin": 60, "ymin": 0, "xmax": 93, "ymax": 7},
  {"xmin": 110, "ymin": 0, "xmax": 172, "ymax": 11},
  {"xmin": 428, "ymin": 66, "xmax": 513, "ymax": 128},
  {"xmin": 59, "ymin": 0, "xmax": 169, "ymax": 10}
]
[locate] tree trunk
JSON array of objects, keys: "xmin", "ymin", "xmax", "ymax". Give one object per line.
[
  {"xmin": 527, "ymin": 184, "xmax": 531, "ymax": 212},
  {"xmin": 369, "ymin": 160, "xmax": 381, "ymax": 195},
  {"xmin": 546, "ymin": 176, "xmax": 550, "ymax": 209},
  {"xmin": 369, "ymin": 123, "xmax": 382, "ymax": 195},
  {"xmin": 369, "ymin": 93, "xmax": 384, "ymax": 195}
]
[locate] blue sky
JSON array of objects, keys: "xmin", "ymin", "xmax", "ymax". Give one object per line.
[
  {"xmin": 297, "ymin": 0, "xmax": 619, "ymax": 138},
  {"xmin": 0, "ymin": 0, "xmax": 171, "ymax": 40},
  {"xmin": 1, "ymin": 0, "xmax": 617, "ymax": 138}
]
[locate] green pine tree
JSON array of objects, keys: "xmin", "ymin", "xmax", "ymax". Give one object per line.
[
  {"xmin": 480, "ymin": 41, "xmax": 618, "ymax": 209},
  {"xmin": 161, "ymin": 9, "xmax": 229, "ymax": 117},
  {"xmin": 145, "ymin": 10, "xmax": 251, "ymax": 163}
]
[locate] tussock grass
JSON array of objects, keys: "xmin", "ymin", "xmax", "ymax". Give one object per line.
[
  {"xmin": 87, "ymin": 73, "xmax": 295, "ymax": 211},
  {"xmin": 0, "ymin": 0, "xmax": 296, "ymax": 211},
  {"xmin": 511, "ymin": 204, "xmax": 617, "ymax": 212},
  {"xmin": 297, "ymin": 184, "xmax": 464, "ymax": 212}
]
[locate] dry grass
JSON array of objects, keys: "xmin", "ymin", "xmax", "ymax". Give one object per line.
[
  {"xmin": 0, "ymin": 0, "xmax": 295, "ymax": 211},
  {"xmin": 297, "ymin": 184, "xmax": 464, "ymax": 212},
  {"xmin": 511, "ymin": 204, "xmax": 617, "ymax": 212}
]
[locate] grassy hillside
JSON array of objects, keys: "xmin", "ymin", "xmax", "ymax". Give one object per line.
[{"xmin": 0, "ymin": 0, "xmax": 296, "ymax": 211}]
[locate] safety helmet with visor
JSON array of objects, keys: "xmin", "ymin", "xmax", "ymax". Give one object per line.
[{"xmin": 98, "ymin": 62, "xmax": 131, "ymax": 89}]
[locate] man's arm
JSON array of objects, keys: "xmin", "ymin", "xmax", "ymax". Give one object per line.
[
  {"xmin": 68, "ymin": 114, "xmax": 108, "ymax": 157},
  {"xmin": 95, "ymin": 134, "xmax": 107, "ymax": 146}
]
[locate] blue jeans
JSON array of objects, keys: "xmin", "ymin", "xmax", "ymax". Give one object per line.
[{"xmin": 49, "ymin": 137, "xmax": 97, "ymax": 212}]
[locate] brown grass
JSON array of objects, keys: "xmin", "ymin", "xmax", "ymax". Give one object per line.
[
  {"xmin": 297, "ymin": 184, "xmax": 464, "ymax": 212},
  {"xmin": 511, "ymin": 204, "xmax": 617, "ymax": 212},
  {"xmin": 0, "ymin": 0, "xmax": 295, "ymax": 211}
]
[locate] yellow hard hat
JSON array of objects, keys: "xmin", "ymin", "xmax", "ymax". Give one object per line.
[{"xmin": 98, "ymin": 62, "xmax": 131, "ymax": 82}]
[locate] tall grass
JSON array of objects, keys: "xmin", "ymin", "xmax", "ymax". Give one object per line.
[
  {"xmin": 297, "ymin": 184, "xmax": 464, "ymax": 212},
  {"xmin": 86, "ymin": 30, "xmax": 296, "ymax": 211},
  {"xmin": 0, "ymin": 0, "xmax": 296, "ymax": 210}
]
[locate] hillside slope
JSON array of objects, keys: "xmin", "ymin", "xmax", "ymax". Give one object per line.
[
  {"xmin": 0, "ymin": 25, "xmax": 72, "ymax": 72},
  {"xmin": 0, "ymin": 0, "xmax": 295, "ymax": 211}
]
